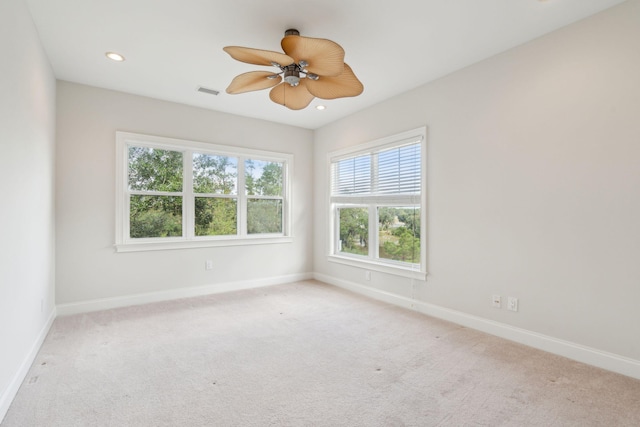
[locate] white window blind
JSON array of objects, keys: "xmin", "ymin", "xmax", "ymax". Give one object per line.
[
  {"xmin": 332, "ymin": 154, "xmax": 371, "ymax": 195},
  {"xmin": 377, "ymin": 143, "xmax": 421, "ymax": 194},
  {"xmin": 330, "ymin": 136, "xmax": 422, "ymax": 199}
]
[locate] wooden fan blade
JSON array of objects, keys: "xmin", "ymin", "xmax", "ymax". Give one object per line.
[
  {"xmin": 269, "ymin": 80, "xmax": 315, "ymax": 110},
  {"xmin": 305, "ymin": 63, "xmax": 364, "ymax": 99},
  {"xmin": 226, "ymin": 71, "xmax": 282, "ymax": 94},
  {"xmin": 281, "ymin": 35, "xmax": 345, "ymax": 77},
  {"xmin": 223, "ymin": 46, "xmax": 294, "ymax": 67}
]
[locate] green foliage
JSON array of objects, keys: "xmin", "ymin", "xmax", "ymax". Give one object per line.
[
  {"xmin": 128, "ymin": 148, "xmax": 285, "ymax": 238},
  {"xmin": 128, "ymin": 147, "xmax": 183, "ymax": 192},
  {"xmin": 247, "ymin": 199, "xmax": 282, "ymax": 234},
  {"xmin": 193, "ymin": 154, "xmax": 237, "ymax": 194},
  {"xmin": 246, "ymin": 160, "xmax": 283, "ymax": 196},
  {"xmin": 130, "ymin": 195, "xmax": 182, "ymax": 238},
  {"xmin": 128, "ymin": 146, "xmax": 183, "ymax": 238},
  {"xmin": 378, "ymin": 207, "xmax": 421, "ymax": 263},
  {"xmin": 337, "ymin": 205, "xmax": 421, "ymax": 261},
  {"xmin": 382, "ymin": 227, "xmax": 420, "ymax": 263},
  {"xmin": 195, "ymin": 197, "xmax": 237, "ymax": 236},
  {"xmin": 378, "ymin": 209, "xmax": 394, "ymax": 230},
  {"xmin": 246, "ymin": 160, "xmax": 283, "ymax": 234},
  {"xmin": 396, "ymin": 208, "xmax": 420, "ymax": 238},
  {"xmin": 339, "ymin": 207, "xmax": 369, "ymax": 254}
]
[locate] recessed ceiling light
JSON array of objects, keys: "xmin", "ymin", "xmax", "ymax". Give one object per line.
[
  {"xmin": 105, "ymin": 52, "xmax": 125, "ymax": 62},
  {"xmin": 316, "ymin": 105, "xmax": 326, "ymax": 111}
]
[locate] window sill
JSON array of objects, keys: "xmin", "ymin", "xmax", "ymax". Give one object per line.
[
  {"xmin": 328, "ymin": 254, "xmax": 427, "ymax": 281},
  {"xmin": 115, "ymin": 236, "xmax": 293, "ymax": 253}
]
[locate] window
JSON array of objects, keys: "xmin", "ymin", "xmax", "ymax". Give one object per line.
[
  {"xmin": 328, "ymin": 128, "xmax": 426, "ymax": 279},
  {"xmin": 116, "ymin": 132, "xmax": 292, "ymax": 252}
]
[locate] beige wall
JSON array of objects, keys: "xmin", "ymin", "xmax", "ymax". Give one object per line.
[
  {"xmin": 314, "ymin": 0, "xmax": 640, "ymax": 361},
  {"xmin": 55, "ymin": 82, "xmax": 314, "ymax": 304},
  {"xmin": 0, "ymin": 0, "xmax": 56, "ymax": 417}
]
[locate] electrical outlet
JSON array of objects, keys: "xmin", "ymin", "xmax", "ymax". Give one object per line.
[
  {"xmin": 492, "ymin": 295, "xmax": 501, "ymax": 308},
  {"xmin": 507, "ymin": 297, "xmax": 518, "ymax": 312},
  {"xmin": 205, "ymin": 260, "xmax": 213, "ymax": 270},
  {"xmin": 365, "ymin": 271, "xmax": 371, "ymax": 281}
]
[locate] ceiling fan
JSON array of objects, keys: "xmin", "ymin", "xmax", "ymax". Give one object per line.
[{"xmin": 223, "ymin": 29, "xmax": 364, "ymax": 110}]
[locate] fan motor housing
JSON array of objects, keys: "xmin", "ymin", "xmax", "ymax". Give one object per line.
[{"xmin": 283, "ymin": 64, "xmax": 300, "ymax": 86}]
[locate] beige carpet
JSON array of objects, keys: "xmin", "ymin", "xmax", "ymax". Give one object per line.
[{"xmin": 3, "ymin": 280, "xmax": 640, "ymax": 426}]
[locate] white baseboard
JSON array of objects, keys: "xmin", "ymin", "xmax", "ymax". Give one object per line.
[
  {"xmin": 0, "ymin": 307, "xmax": 57, "ymax": 423},
  {"xmin": 314, "ymin": 272, "xmax": 640, "ymax": 380},
  {"xmin": 57, "ymin": 272, "xmax": 314, "ymax": 316}
]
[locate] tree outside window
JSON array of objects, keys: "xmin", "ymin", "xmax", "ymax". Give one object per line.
[
  {"xmin": 246, "ymin": 159, "xmax": 284, "ymax": 234},
  {"xmin": 338, "ymin": 207, "xmax": 369, "ymax": 255},
  {"xmin": 193, "ymin": 154, "xmax": 238, "ymax": 236},
  {"xmin": 128, "ymin": 147, "xmax": 183, "ymax": 238},
  {"xmin": 378, "ymin": 207, "xmax": 420, "ymax": 263},
  {"xmin": 116, "ymin": 132, "xmax": 292, "ymax": 251}
]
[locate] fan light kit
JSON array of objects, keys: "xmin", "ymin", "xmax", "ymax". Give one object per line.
[{"xmin": 223, "ymin": 29, "xmax": 363, "ymax": 110}]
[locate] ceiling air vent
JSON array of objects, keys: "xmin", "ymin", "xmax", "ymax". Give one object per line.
[{"xmin": 197, "ymin": 86, "xmax": 220, "ymax": 96}]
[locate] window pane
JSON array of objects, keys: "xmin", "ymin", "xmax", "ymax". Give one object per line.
[
  {"xmin": 245, "ymin": 159, "xmax": 283, "ymax": 196},
  {"xmin": 338, "ymin": 207, "xmax": 369, "ymax": 256},
  {"xmin": 128, "ymin": 146, "xmax": 183, "ymax": 192},
  {"xmin": 378, "ymin": 207, "xmax": 420, "ymax": 263},
  {"xmin": 193, "ymin": 153, "xmax": 237, "ymax": 195},
  {"xmin": 331, "ymin": 155, "xmax": 371, "ymax": 195},
  {"xmin": 377, "ymin": 143, "xmax": 421, "ymax": 194},
  {"xmin": 247, "ymin": 199, "xmax": 282, "ymax": 234},
  {"xmin": 195, "ymin": 197, "xmax": 238, "ymax": 236},
  {"xmin": 130, "ymin": 195, "xmax": 182, "ymax": 238}
]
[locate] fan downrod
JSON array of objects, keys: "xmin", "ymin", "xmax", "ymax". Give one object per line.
[{"xmin": 281, "ymin": 29, "xmax": 304, "ymax": 86}]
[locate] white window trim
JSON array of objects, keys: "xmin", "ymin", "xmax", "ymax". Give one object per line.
[
  {"xmin": 115, "ymin": 132, "xmax": 293, "ymax": 252},
  {"xmin": 327, "ymin": 127, "xmax": 428, "ymax": 280}
]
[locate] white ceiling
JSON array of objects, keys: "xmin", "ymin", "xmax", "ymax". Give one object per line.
[{"xmin": 26, "ymin": 0, "xmax": 627, "ymax": 130}]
